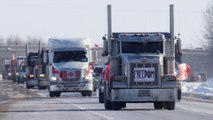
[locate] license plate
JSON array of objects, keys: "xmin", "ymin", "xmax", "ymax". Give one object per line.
[
  {"xmin": 134, "ymin": 67, "xmax": 155, "ymax": 82},
  {"xmin": 138, "ymin": 90, "xmax": 150, "ymax": 96}
]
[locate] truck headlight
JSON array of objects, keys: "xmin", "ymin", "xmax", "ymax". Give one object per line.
[
  {"xmin": 51, "ymin": 76, "xmax": 57, "ymax": 81},
  {"xmin": 29, "ymin": 74, "xmax": 34, "ymax": 78},
  {"xmin": 84, "ymin": 74, "xmax": 92, "ymax": 81},
  {"xmin": 39, "ymin": 74, "xmax": 45, "ymax": 77}
]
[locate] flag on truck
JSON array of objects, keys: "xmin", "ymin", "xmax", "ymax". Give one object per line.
[
  {"xmin": 94, "ymin": 44, "xmax": 99, "ymax": 48},
  {"xmin": 178, "ymin": 63, "xmax": 190, "ymax": 81}
]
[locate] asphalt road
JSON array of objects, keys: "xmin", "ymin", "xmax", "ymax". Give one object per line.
[{"xmin": 0, "ymin": 81, "xmax": 213, "ymax": 120}]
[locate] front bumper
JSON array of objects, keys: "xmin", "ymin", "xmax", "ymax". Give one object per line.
[
  {"xmin": 49, "ymin": 81, "xmax": 93, "ymax": 92},
  {"xmin": 27, "ymin": 79, "xmax": 38, "ymax": 86},
  {"xmin": 19, "ymin": 77, "xmax": 27, "ymax": 82},
  {"xmin": 93, "ymin": 77, "xmax": 99, "ymax": 88},
  {"xmin": 38, "ymin": 78, "xmax": 49, "ymax": 87},
  {"xmin": 110, "ymin": 88, "xmax": 177, "ymax": 102}
]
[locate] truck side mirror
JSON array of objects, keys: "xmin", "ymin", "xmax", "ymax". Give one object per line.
[
  {"xmin": 176, "ymin": 38, "xmax": 182, "ymax": 55},
  {"xmin": 102, "ymin": 36, "xmax": 109, "ymax": 56}
]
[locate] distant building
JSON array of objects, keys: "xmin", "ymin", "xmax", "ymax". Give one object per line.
[
  {"xmin": 0, "ymin": 45, "xmax": 40, "ymax": 73},
  {"xmin": 91, "ymin": 47, "xmax": 107, "ymax": 65},
  {"xmin": 182, "ymin": 49, "xmax": 213, "ymax": 78}
]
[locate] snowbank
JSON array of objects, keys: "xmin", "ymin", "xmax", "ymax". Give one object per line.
[{"xmin": 182, "ymin": 78, "xmax": 213, "ymax": 101}]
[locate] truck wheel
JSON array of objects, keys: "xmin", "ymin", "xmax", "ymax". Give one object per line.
[
  {"xmin": 26, "ymin": 84, "xmax": 30, "ymax": 89},
  {"xmin": 111, "ymin": 102, "xmax": 122, "ymax": 110},
  {"xmin": 49, "ymin": 91, "xmax": 56, "ymax": 97},
  {"xmin": 26, "ymin": 84, "xmax": 32, "ymax": 89},
  {"xmin": 166, "ymin": 101, "xmax": 175, "ymax": 110},
  {"xmin": 104, "ymin": 87, "xmax": 111, "ymax": 109},
  {"xmin": 93, "ymin": 86, "xmax": 97, "ymax": 92},
  {"xmin": 38, "ymin": 86, "xmax": 45, "ymax": 90},
  {"xmin": 177, "ymin": 88, "xmax": 182, "ymax": 100},
  {"xmin": 121, "ymin": 102, "xmax": 126, "ymax": 108},
  {"xmin": 154, "ymin": 102, "xmax": 164, "ymax": 109},
  {"xmin": 55, "ymin": 92, "xmax": 61, "ymax": 97},
  {"xmin": 98, "ymin": 90, "xmax": 104, "ymax": 103},
  {"xmin": 87, "ymin": 91, "xmax": 92, "ymax": 97},
  {"xmin": 81, "ymin": 92, "xmax": 87, "ymax": 97},
  {"xmin": 104, "ymin": 99, "xmax": 111, "ymax": 110}
]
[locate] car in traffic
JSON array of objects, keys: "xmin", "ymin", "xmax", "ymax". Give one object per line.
[{"xmin": 92, "ymin": 66, "xmax": 103, "ymax": 92}]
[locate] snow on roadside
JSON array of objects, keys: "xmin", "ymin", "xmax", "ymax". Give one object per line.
[{"xmin": 182, "ymin": 78, "xmax": 213, "ymax": 100}]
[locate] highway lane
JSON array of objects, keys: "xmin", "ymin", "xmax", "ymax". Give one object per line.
[{"xmin": 0, "ymin": 87, "xmax": 213, "ymax": 120}]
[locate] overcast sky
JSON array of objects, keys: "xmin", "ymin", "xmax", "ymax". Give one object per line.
[{"xmin": 0, "ymin": 0, "xmax": 210, "ymax": 48}]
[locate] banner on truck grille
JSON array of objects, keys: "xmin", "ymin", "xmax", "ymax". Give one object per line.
[{"xmin": 134, "ymin": 67, "xmax": 155, "ymax": 82}]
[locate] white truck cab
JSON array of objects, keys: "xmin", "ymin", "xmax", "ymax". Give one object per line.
[{"xmin": 48, "ymin": 38, "xmax": 93, "ymax": 97}]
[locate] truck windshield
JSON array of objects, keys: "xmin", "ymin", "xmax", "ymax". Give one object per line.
[
  {"xmin": 21, "ymin": 65, "xmax": 26, "ymax": 72},
  {"xmin": 53, "ymin": 51, "xmax": 88, "ymax": 63},
  {"xmin": 121, "ymin": 42, "xmax": 163, "ymax": 53},
  {"xmin": 5, "ymin": 64, "xmax": 10, "ymax": 71}
]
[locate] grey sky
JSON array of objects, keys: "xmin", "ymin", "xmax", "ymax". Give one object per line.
[{"xmin": 0, "ymin": 0, "xmax": 210, "ymax": 48}]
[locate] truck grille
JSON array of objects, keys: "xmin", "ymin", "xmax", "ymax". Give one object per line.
[
  {"xmin": 60, "ymin": 70, "xmax": 81, "ymax": 82},
  {"xmin": 129, "ymin": 63, "xmax": 159, "ymax": 87}
]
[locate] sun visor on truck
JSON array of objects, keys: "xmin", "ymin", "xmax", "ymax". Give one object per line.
[
  {"xmin": 48, "ymin": 38, "xmax": 91, "ymax": 49},
  {"xmin": 118, "ymin": 34, "xmax": 165, "ymax": 42}
]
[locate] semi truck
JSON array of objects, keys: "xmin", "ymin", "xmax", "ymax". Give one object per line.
[
  {"xmin": 47, "ymin": 38, "xmax": 93, "ymax": 97},
  {"xmin": 37, "ymin": 48, "xmax": 49, "ymax": 90},
  {"xmin": 17, "ymin": 62, "xmax": 27, "ymax": 83},
  {"xmin": 26, "ymin": 52, "xmax": 39, "ymax": 89},
  {"xmin": 101, "ymin": 4, "xmax": 183, "ymax": 110},
  {"xmin": 2, "ymin": 59, "xmax": 12, "ymax": 79}
]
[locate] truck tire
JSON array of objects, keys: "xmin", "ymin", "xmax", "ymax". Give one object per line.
[
  {"xmin": 55, "ymin": 92, "xmax": 61, "ymax": 97},
  {"xmin": 38, "ymin": 86, "xmax": 46, "ymax": 90},
  {"xmin": 49, "ymin": 91, "xmax": 56, "ymax": 97},
  {"xmin": 104, "ymin": 99, "xmax": 111, "ymax": 110},
  {"xmin": 98, "ymin": 90, "xmax": 104, "ymax": 103},
  {"xmin": 26, "ymin": 84, "xmax": 30, "ymax": 89},
  {"xmin": 81, "ymin": 92, "xmax": 87, "ymax": 97},
  {"xmin": 111, "ymin": 102, "xmax": 122, "ymax": 110},
  {"xmin": 154, "ymin": 102, "xmax": 164, "ymax": 109},
  {"xmin": 93, "ymin": 86, "xmax": 97, "ymax": 92},
  {"xmin": 26, "ymin": 84, "xmax": 32, "ymax": 89},
  {"xmin": 166, "ymin": 101, "xmax": 175, "ymax": 110},
  {"xmin": 121, "ymin": 102, "xmax": 126, "ymax": 108},
  {"xmin": 87, "ymin": 91, "xmax": 92, "ymax": 97},
  {"xmin": 177, "ymin": 88, "xmax": 182, "ymax": 100},
  {"xmin": 104, "ymin": 85, "xmax": 111, "ymax": 110}
]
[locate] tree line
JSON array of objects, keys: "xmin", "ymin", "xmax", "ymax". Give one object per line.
[
  {"xmin": 203, "ymin": 1, "xmax": 213, "ymax": 61},
  {"xmin": 0, "ymin": 35, "xmax": 46, "ymax": 45}
]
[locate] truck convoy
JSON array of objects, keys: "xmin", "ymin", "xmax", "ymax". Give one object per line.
[
  {"xmin": 101, "ymin": 4, "xmax": 183, "ymax": 110},
  {"xmin": 47, "ymin": 38, "xmax": 93, "ymax": 97}
]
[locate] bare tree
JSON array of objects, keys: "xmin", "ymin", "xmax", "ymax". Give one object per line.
[
  {"xmin": 6, "ymin": 35, "xmax": 24, "ymax": 45},
  {"xmin": 0, "ymin": 36, "xmax": 5, "ymax": 44},
  {"xmin": 203, "ymin": 1, "xmax": 213, "ymax": 77},
  {"xmin": 203, "ymin": 1, "xmax": 213, "ymax": 49},
  {"xmin": 26, "ymin": 36, "xmax": 41, "ymax": 45}
]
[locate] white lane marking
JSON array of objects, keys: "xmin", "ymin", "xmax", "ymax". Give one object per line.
[
  {"xmin": 37, "ymin": 92, "xmax": 47, "ymax": 97},
  {"xmin": 177, "ymin": 104, "xmax": 213, "ymax": 115},
  {"xmin": 73, "ymin": 104, "xmax": 114, "ymax": 120},
  {"xmin": 0, "ymin": 101, "xmax": 8, "ymax": 104}
]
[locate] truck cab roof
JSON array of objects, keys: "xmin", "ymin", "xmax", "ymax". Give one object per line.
[{"xmin": 112, "ymin": 32, "xmax": 171, "ymax": 38}]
